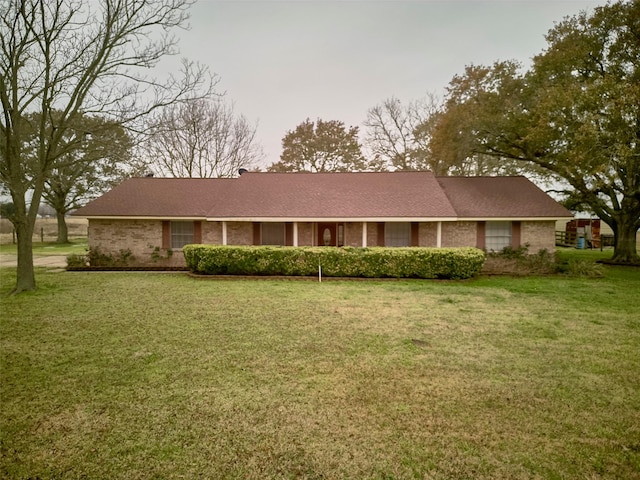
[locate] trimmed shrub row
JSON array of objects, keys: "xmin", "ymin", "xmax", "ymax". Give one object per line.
[{"xmin": 183, "ymin": 245, "xmax": 485, "ymax": 280}]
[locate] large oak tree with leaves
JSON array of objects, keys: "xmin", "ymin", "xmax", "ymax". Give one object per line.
[
  {"xmin": 431, "ymin": 0, "xmax": 639, "ymax": 263},
  {"xmin": 268, "ymin": 118, "xmax": 369, "ymax": 173}
]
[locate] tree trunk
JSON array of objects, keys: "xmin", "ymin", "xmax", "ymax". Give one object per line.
[
  {"xmin": 8, "ymin": 176, "xmax": 43, "ymax": 294},
  {"xmin": 12, "ymin": 219, "xmax": 37, "ymax": 294},
  {"xmin": 56, "ymin": 209, "xmax": 69, "ymax": 244},
  {"xmin": 611, "ymin": 215, "xmax": 639, "ymax": 264}
]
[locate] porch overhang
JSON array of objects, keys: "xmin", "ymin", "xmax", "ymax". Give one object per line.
[
  {"xmin": 80, "ymin": 215, "xmax": 208, "ymax": 221},
  {"xmin": 456, "ymin": 216, "xmax": 574, "ymax": 222},
  {"xmin": 206, "ymin": 217, "xmax": 460, "ymax": 223}
]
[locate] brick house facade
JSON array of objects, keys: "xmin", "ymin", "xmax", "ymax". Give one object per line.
[{"xmin": 74, "ymin": 172, "xmax": 572, "ymax": 267}]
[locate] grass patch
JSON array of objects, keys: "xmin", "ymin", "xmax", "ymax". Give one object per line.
[
  {"xmin": 1, "ymin": 266, "xmax": 639, "ymax": 478},
  {"xmin": 0, "ymin": 239, "xmax": 88, "ymax": 256},
  {"xmin": 555, "ymin": 246, "xmax": 618, "ymax": 263}
]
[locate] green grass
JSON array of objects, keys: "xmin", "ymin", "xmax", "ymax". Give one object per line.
[
  {"xmin": 1, "ymin": 261, "xmax": 639, "ymax": 479},
  {"xmin": 555, "ymin": 246, "xmax": 618, "ymax": 262},
  {"xmin": 0, "ymin": 238, "xmax": 88, "ymax": 256}
]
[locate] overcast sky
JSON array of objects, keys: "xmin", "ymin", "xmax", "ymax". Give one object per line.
[{"xmin": 161, "ymin": 0, "xmax": 603, "ymax": 169}]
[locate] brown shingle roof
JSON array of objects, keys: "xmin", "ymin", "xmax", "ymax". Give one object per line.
[
  {"xmin": 73, "ymin": 172, "xmax": 571, "ymax": 220},
  {"xmin": 73, "ymin": 178, "xmax": 234, "ymax": 218},
  {"xmin": 436, "ymin": 176, "xmax": 572, "ymax": 218},
  {"xmin": 213, "ymin": 172, "xmax": 456, "ymax": 218}
]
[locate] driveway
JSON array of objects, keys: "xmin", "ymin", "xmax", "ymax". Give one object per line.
[{"xmin": 0, "ymin": 254, "xmax": 67, "ymax": 268}]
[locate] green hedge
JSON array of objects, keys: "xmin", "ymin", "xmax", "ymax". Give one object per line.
[{"xmin": 183, "ymin": 245, "xmax": 485, "ymax": 280}]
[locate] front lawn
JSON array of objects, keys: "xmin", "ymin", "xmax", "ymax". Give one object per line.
[{"xmin": 1, "ymin": 264, "xmax": 638, "ymax": 479}]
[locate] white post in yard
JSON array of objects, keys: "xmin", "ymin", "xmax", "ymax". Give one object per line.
[
  {"xmin": 293, "ymin": 222, "xmax": 298, "ymax": 247},
  {"xmin": 437, "ymin": 221, "xmax": 442, "ymax": 248},
  {"xmin": 222, "ymin": 221, "xmax": 228, "ymax": 246}
]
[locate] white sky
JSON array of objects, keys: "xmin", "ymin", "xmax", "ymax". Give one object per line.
[{"xmin": 160, "ymin": 0, "xmax": 603, "ymax": 169}]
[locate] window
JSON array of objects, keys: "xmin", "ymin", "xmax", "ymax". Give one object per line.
[
  {"xmin": 171, "ymin": 221, "xmax": 194, "ymax": 249},
  {"xmin": 322, "ymin": 227, "xmax": 332, "ymax": 246},
  {"xmin": 485, "ymin": 221, "xmax": 512, "ymax": 252},
  {"xmin": 384, "ymin": 222, "xmax": 411, "ymax": 247},
  {"xmin": 262, "ymin": 222, "xmax": 285, "ymax": 245}
]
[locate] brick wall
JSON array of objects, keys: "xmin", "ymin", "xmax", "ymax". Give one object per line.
[
  {"xmin": 521, "ymin": 221, "xmax": 556, "ymax": 253},
  {"xmin": 418, "ymin": 223, "xmax": 438, "ymax": 247},
  {"xmin": 226, "ymin": 222, "xmax": 253, "ymax": 245},
  {"xmin": 344, "ymin": 222, "xmax": 362, "ymax": 247},
  {"xmin": 441, "ymin": 221, "xmax": 477, "ymax": 247},
  {"xmin": 365, "ymin": 223, "xmax": 378, "ymax": 247},
  {"xmin": 296, "ymin": 222, "xmax": 313, "ymax": 246},
  {"xmin": 89, "ymin": 218, "xmax": 157, "ymax": 256},
  {"xmin": 202, "ymin": 222, "xmax": 222, "ymax": 244},
  {"xmin": 88, "ymin": 219, "xmax": 185, "ymax": 267}
]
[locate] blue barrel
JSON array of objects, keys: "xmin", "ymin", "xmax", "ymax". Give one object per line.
[{"xmin": 577, "ymin": 237, "xmax": 585, "ymax": 249}]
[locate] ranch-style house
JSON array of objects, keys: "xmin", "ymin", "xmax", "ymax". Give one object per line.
[{"xmin": 73, "ymin": 171, "xmax": 573, "ymax": 267}]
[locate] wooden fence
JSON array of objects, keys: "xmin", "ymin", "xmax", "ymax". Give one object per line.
[{"xmin": 556, "ymin": 231, "xmax": 615, "ymax": 250}]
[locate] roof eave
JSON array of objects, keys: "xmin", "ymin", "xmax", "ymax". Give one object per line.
[
  {"xmin": 79, "ymin": 215, "xmax": 208, "ymax": 220},
  {"xmin": 78, "ymin": 215, "xmax": 574, "ymax": 222},
  {"xmin": 456, "ymin": 216, "xmax": 574, "ymax": 221},
  {"xmin": 206, "ymin": 216, "xmax": 460, "ymax": 222}
]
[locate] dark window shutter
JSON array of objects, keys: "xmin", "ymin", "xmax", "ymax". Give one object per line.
[
  {"xmin": 194, "ymin": 221, "xmax": 202, "ymax": 244},
  {"xmin": 511, "ymin": 221, "xmax": 521, "ymax": 249},
  {"xmin": 162, "ymin": 221, "xmax": 171, "ymax": 249},
  {"xmin": 253, "ymin": 222, "xmax": 261, "ymax": 245},
  {"xmin": 411, "ymin": 222, "xmax": 419, "ymax": 247},
  {"xmin": 285, "ymin": 223, "xmax": 293, "ymax": 246},
  {"xmin": 377, "ymin": 223, "xmax": 385, "ymax": 247},
  {"xmin": 476, "ymin": 222, "xmax": 486, "ymax": 250}
]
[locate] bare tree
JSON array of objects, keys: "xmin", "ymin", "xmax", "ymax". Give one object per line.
[
  {"xmin": 363, "ymin": 95, "xmax": 440, "ymax": 171},
  {"xmin": 0, "ymin": 0, "xmax": 212, "ymax": 293},
  {"xmin": 364, "ymin": 97, "xmax": 413, "ymax": 170},
  {"xmin": 144, "ymin": 97, "xmax": 264, "ymax": 178}
]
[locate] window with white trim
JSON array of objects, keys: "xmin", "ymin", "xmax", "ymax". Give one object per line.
[
  {"xmin": 384, "ymin": 222, "xmax": 411, "ymax": 247},
  {"xmin": 171, "ymin": 221, "xmax": 194, "ymax": 249},
  {"xmin": 485, "ymin": 221, "xmax": 512, "ymax": 252},
  {"xmin": 262, "ymin": 222, "xmax": 285, "ymax": 245}
]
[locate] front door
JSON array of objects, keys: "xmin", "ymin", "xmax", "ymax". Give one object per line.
[{"xmin": 317, "ymin": 223, "xmax": 337, "ymax": 246}]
